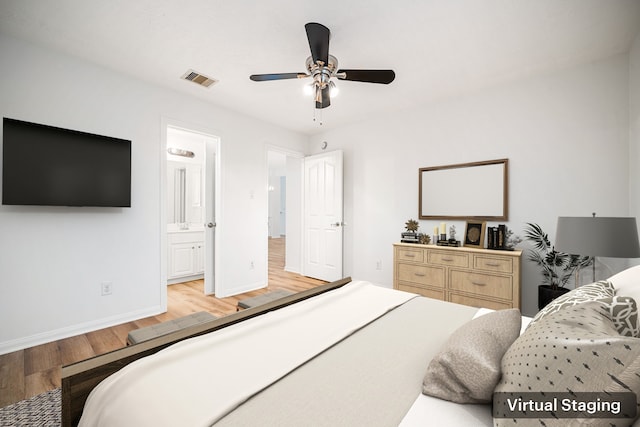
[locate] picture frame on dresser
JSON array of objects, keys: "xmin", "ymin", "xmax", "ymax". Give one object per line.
[{"xmin": 464, "ymin": 221, "xmax": 486, "ymax": 248}]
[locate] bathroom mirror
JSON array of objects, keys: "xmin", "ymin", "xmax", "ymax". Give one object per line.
[
  {"xmin": 419, "ymin": 158, "xmax": 508, "ymax": 220},
  {"xmin": 167, "ymin": 161, "xmax": 203, "ymax": 228}
]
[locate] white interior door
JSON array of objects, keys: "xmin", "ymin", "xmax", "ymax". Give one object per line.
[{"xmin": 303, "ymin": 150, "xmax": 344, "ymax": 281}]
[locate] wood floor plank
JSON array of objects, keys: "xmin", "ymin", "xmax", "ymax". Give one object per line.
[
  {"xmin": 86, "ymin": 328, "xmax": 125, "ymax": 356},
  {"xmin": 0, "ymin": 350, "xmax": 24, "ymax": 407},
  {"xmin": 0, "ymin": 237, "xmax": 326, "ymax": 407},
  {"xmin": 24, "ymin": 341, "xmax": 61, "ymax": 376},
  {"xmin": 25, "ymin": 367, "xmax": 59, "ymax": 400},
  {"xmin": 58, "ymin": 336, "xmax": 96, "ymax": 367}
]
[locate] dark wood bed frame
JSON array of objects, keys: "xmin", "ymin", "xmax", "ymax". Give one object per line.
[{"xmin": 61, "ymin": 277, "xmax": 352, "ymax": 427}]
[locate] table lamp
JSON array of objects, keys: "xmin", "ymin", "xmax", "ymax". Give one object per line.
[{"xmin": 555, "ymin": 214, "xmax": 640, "ymax": 282}]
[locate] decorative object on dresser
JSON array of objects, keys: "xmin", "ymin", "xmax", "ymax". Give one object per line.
[
  {"xmin": 486, "ymin": 224, "xmax": 507, "ymax": 249},
  {"xmin": 503, "ymin": 228, "xmax": 522, "ymax": 250},
  {"xmin": 523, "ymin": 222, "xmax": 592, "ymax": 309},
  {"xmin": 393, "ymin": 243, "xmax": 521, "ymax": 310},
  {"xmin": 464, "ymin": 222, "xmax": 486, "ymax": 248},
  {"xmin": 554, "ymin": 214, "xmax": 640, "ymax": 282},
  {"xmin": 401, "ymin": 219, "xmax": 420, "ymax": 243},
  {"xmin": 435, "ymin": 222, "xmax": 460, "ymax": 246}
]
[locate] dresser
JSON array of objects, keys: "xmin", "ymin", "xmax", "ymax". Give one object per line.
[{"xmin": 393, "ymin": 243, "xmax": 522, "ymax": 310}]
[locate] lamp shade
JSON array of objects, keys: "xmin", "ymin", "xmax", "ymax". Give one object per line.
[{"xmin": 555, "ymin": 217, "xmax": 640, "ymax": 258}]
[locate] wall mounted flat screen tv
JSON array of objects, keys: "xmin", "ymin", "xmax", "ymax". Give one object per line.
[{"xmin": 2, "ymin": 118, "xmax": 131, "ymax": 207}]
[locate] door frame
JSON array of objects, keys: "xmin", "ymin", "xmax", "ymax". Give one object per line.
[{"xmin": 160, "ymin": 117, "xmax": 221, "ymax": 308}]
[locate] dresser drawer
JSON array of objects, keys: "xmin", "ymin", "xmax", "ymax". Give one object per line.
[
  {"xmin": 449, "ymin": 293, "xmax": 512, "ymax": 310},
  {"xmin": 397, "ymin": 263, "xmax": 445, "ymax": 288},
  {"xmin": 397, "ymin": 284, "xmax": 445, "ymax": 300},
  {"xmin": 474, "ymin": 255, "xmax": 513, "ymax": 274},
  {"xmin": 427, "ymin": 251, "xmax": 469, "ymax": 268},
  {"xmin": 393, "ymin": 243, "xmax": 521, "ymax": 311},
  {"xmin": 449, "ymin": 270, "xmax": 512, "ymax": 300},
  {"xmin": 396, "ymin": 247, "xmax": 424, "ymax": 263}
]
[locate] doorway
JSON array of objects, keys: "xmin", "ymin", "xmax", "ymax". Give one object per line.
[
  {"xmin": 164, "ymin": 124, "xmax": 220, "ymax": 295},
  {"xmin": 267, "ymin": 147, "xmax": 303, "ymax": 276}
]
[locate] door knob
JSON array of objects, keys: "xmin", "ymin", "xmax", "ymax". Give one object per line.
[{"xmin": 206, "ymin": 222, "xmax": 216, "ymax": 228}]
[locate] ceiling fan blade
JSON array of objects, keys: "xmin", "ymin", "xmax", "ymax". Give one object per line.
[
  {"xmin": 249, "ymin": 73, "xmax": 307, "ymax": 82},
  {"xmin": 337, "ymin": 69, "xmax": 396, "ymax": 84},
  {"xmin": 305, "ymin": 22, "xmax": 330, "ymax": 64},
  {"xmin": 315, "ymin": 86, "xmax": 331, "ymax": 109}
]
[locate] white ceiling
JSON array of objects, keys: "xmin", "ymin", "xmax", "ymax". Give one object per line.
[{"xmin": 1, "ymin": 0, "xmax": 640, "ymax": 136}]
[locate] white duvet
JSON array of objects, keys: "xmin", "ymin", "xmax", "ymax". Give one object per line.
[{"xmin": 79, "ymin": 281, "xmax": 415, "ymax": 427}]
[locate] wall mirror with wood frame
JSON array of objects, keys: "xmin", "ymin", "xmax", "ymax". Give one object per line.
[{"xmin": 419, "ymin": 158, "xmax": 508, "ymax": 220}]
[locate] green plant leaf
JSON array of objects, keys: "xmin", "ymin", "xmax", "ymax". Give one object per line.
[{"xmin": 523, "ymin": 222, "xmax": 583, "ymax": 289}]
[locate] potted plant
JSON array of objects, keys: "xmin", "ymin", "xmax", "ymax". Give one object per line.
[{"xmin": 523, "ymin": 223, "xmax": 592, "ymax": 309}]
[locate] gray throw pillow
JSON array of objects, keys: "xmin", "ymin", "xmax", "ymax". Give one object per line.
[
  {"xmin": 422, "ymin": 308, "xmax": 521, "ymax": 404},
  {"xmin": 494, "ymin": 301, "xmax": 640, "ymax": 427}
]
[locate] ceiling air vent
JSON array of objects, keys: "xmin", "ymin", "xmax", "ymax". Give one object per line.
[{"xmin": 181, "ymin": 69, "xmax": 218, "ymax": 88}]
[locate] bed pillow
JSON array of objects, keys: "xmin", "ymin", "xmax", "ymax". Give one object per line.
[
  {"xmin": 493, "ymin": 302, "xmax": 640, "ymax": 427},
  {"xmin": 609, "ymin": 265, "xmax": 640, "ymax": 302},
  {"xmin": 422, "ymin": 308, "xmax": 521, "ymax": 404}
]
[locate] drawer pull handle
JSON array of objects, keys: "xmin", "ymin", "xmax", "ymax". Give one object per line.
[
  {"xmin": 414, "ymin": 273, "xmax": 426, "ymax": 277},
  {"xmin": 442, "ymin": 257, "xmax": 454, "ymax": 262},
  {"xmin": 471, "ymin": 281, "xmax": 486, "ymax": 286},
  {"xmin": 485, "ymin": 262, "xmax": 500, "ymax": 267},
  {"xmin": 405, "ymin": 254, "xmax": 416, "ymax": 257}
]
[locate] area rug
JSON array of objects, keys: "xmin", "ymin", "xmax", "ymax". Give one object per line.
[{"xmin": 0, "ymin": 388, "xmax": 60, "ymax": 426}]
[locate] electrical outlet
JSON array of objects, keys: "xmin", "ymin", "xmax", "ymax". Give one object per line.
[
  {"xmin": 250, "ymin": 261, "xmax": 255, "ymax": 269},
  {"xmin": 376, "ymin": 260, "xmax": 382, "ymax": 270},
  {"xmin": 101, "ymin": 281, "xmax": 113, "ymax": 296}
]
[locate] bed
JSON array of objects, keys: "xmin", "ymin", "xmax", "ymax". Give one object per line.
[{"xmin": 61, "ymin": 270, "xmax": 640, "ymax": 427}]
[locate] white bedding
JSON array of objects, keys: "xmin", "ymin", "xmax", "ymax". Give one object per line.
[
  {"xmin": 399, "ymin": 308, "xmax": 533, "ymax": 427},
  {"xmin": 399, "ymin": 394, "xmax": 492, "ymax": 427},
  {"xmin": 79, "ymin": 281, "xmax": 415, "ymax": 427}
]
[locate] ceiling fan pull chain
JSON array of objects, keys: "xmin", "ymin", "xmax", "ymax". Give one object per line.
[{"xmin": 312, "ymin": 103, "xmax": 323, "ymax": 125}]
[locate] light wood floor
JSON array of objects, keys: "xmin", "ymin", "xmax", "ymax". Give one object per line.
[{"xmin": 0, "ymin": 237, "xmax": 324, "ymax": 407}]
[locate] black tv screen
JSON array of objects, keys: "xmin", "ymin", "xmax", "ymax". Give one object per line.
[{"xmin": 2, "ymin": 118, "xmax": 131, "ymax": 207}]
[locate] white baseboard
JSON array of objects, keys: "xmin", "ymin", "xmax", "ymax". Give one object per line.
[
  {"xmin": 284, "ymin": 265, "xmax": 301, "ymax": 275},
  {"xmin": 167, "ymin": 274, "xmax": 204, "ymax": 285},
  {"xmin": 215, "ymin": 280, "xmax": 266, "ymax": 298},
  {"xmin": 0, "ymin": 305, "xmax": 165, "ymax": 356}
]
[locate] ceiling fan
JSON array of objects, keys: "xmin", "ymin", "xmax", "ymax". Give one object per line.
[{"xmin": 249, "ymin": 22, "xmax": 395, "ymax": 109}]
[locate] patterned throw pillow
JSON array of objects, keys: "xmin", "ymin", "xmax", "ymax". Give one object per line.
[
  {"xmin": 529, "ymin": 280, "xmax": 615, "ymax": 325},
  {"xmin": 493, "ymin": 302, "xmax": 640, "ymax": 427},
  {"xmin": 601, "ymin": 296, "xmax": 639, "ymax": 337},
  {"xmin": 527, "ymin": 281, "xmax": 639, "ymax": 337}
]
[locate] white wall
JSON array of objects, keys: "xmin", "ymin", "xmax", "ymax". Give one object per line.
[
  {"xmin": 0, "ymin": 35, "xmax": 306, "ymax": 354},
  {"xmin": 310, "ymin": 54, "xmax": 631, "ymax": 317}
]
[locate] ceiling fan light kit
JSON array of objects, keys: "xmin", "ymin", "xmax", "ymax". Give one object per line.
[{"xmin": 249, "ymin": 22, "xmax": 395, "ymax": 112}]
